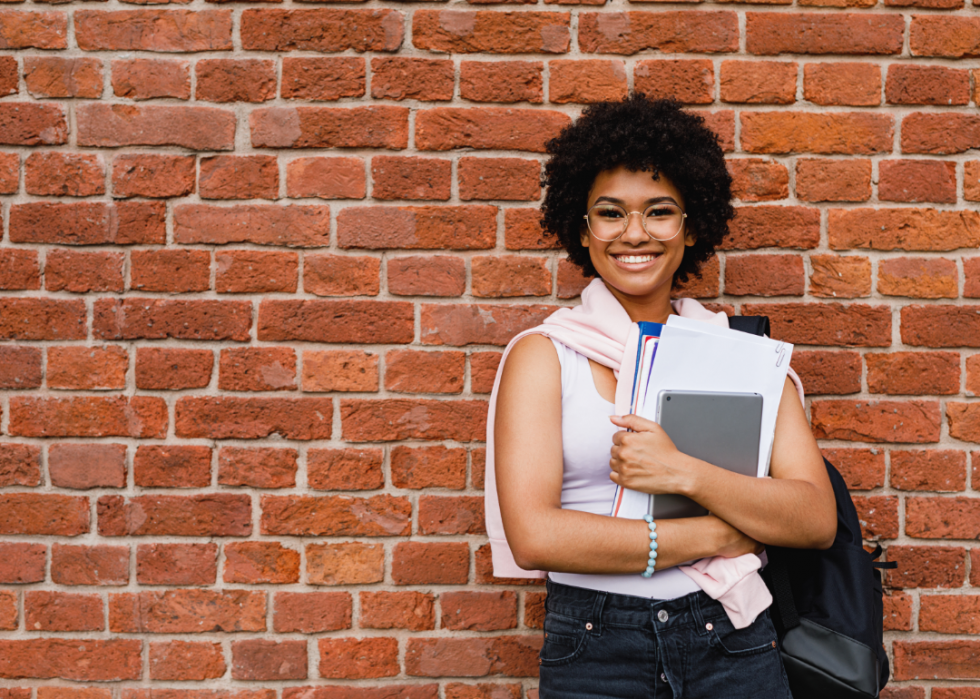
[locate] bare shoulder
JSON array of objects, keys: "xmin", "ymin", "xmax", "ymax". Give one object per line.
[{"xmin": 497, "ymin": 334, "xmax": 561, "ymax": 401}]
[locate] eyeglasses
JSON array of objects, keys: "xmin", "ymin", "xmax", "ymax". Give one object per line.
[{"xmin": 583, "ymin": 203, "xmax": 687, "ymax": 242}]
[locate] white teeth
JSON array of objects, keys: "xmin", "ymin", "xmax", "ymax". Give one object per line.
[{"xmin": 617, "ymin": 255, "xmax": 657, "ymax": 263}]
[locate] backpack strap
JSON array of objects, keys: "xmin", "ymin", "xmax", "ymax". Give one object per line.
[
  {"xmin": 765, "ymin": 550, "xmax": 801, "ymax": 631},
  {"xmin": 869, "ymin": 543, "xmax": 897, "ymax": 570},
  {"xmin": 727, "ymin": 315, "xmax": 771, "ymax": 337}
]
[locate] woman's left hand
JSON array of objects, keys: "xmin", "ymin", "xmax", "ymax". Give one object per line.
[{"xmin": 608, "ymin": 414, "xmax": 699, "ymax": 496}]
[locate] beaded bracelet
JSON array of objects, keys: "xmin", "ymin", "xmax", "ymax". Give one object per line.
[{"xmin": 641, "ymin": 514, "xmax": 658, "ymax": 578}]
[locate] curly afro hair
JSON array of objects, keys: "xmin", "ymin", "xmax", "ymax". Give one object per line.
[{"xmin": 541, "ymin": 95, "xmax": 734, "ymax": 287}]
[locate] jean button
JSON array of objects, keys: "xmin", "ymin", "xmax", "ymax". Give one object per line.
[{"xmin": 657, "ymin": 609, "xmax": 669, "ymax": 623}]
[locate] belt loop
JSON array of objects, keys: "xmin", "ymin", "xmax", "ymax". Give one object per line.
[
  {"xmin": 589, "ymin": 590, "xmax": 606, "ymax": 636},
  {"xmin": 691, "ymin": 592, "xmax": 708, "ymax": 636}
]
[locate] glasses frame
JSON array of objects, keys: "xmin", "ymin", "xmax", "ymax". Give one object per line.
[{"xmin": 583, "ymin": 203, "xmax": 688, "ymax": 243}]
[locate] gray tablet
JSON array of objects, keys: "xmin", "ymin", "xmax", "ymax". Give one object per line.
[{"xmin": 652, "ymin": 390, "xmax": 763, "ymax": 520}]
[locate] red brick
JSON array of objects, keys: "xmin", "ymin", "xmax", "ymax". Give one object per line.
[
  {"xmin": 405, "ymin": 636, "xmax": 541, "ymax": 677},
  {"xmin": 307, "ymin": 543, "xmax": 384, "ymax": 585},
  {"xmin": 472, "ymin": 450, "xmax": 486, "ymax": 490},
  {"xmin": 505, "ymin": 208, "xmax": 558, "ymax": 250},
  {"xmin": 742, "ymin": 302, "xmax": 890, "ymax": 346},
  {"xmin": 302, "ymin": 350, "xmax": 379, "ymax": 393},
  {"xmin": 414, "ymin": 10, "xmax": 568, "ymax": 53},
  {"xmin": 578, "ymin": 11, "xmax": 737, "ymax": 54},
  {"xmin": 867, "ymin": 351, "xmax": 959, "ymax": 396},
  {"xmin": 51, "ymin": 544, "xmax": 128, "ymax": 586},
  {"xmin": 808, "ymin": 254, "xmax": 871, "ymax": 299},
  {"xmin": 968, "ymin": 356, "xmax": 980, "ymax": 395},
  {"xmin": 421, "ymin": 303, "xmax": 556, "ymax": 346},
  {"xmin": 75, "ymin": 9, "xmax": 231, "ymax": 50},
  {"xmin": 136, "ymin": 543, "xmax": 218, "ymax": 586},
  {"xmin": 371, "ymin": 57, "xmax": 453, "ymax": 101},
  {"xmin": 0, "ymin": 494, "xmax": 89, "ymax": 536},
  {"xmin": 718, "ymin": 60, "xmax": 795, "ymax": 104},
  {"xmin": 196, "ymin": 58, "xmax": 275, "ymax": 103},
  {"xmin": 45, "ymin": 250, "xmax": 122, "ymax": 295},
  {"xmin": 218, "ymin": 447, "xmax": 297, "ymax": 489},
  {"xmin": 0, "ymin": 103, "xmax": 67, "ymax": 145},
  {"xmin": 790, "ymin": 351, "xmax": 862, "ymax": 395},
  {"xmin": 909, "ymin": 16, "xmax": 980, "ymax": 58},
  {"xmin": 557, "ymin": 260, "xmax": 592, "ymax": 299},
  {"xmin": 174, "ymin": 397, "xmax": 331, "ymax": 440},
  {"xmin": 130, "ymin": 249, "xmax": 210, "ymax": 294},
  {"xmin": 304, "ymin": 254, "xmax": 379, "ymax": 297},
  {"xmin": 894, "ymin": 641, "xmax": 980, "ymax": 680},
  {"xmin": 795, "ymin": 159, "xmax": 871, "ymax": 202},
  {"xmin": 416, "ymin": 107, "xmax": 569, "ymax": 152},
  {"xmin": 283, "ymin": 688, "xmax": 436, "ymax": 699},
  {"xmin": 261, "ymin": 494, "xmax": 409, "ymax": 536},
  {"xmin": 0, "ymin": 542, "xmax": 45, "ymax": 583},
  {"xmin": 135, "ymin": 347, "xmax": 213, "ymax": 390},
  {"xmin": 920, "ymin": 596, "xmax": 980, "ymax": 634},
  {"xmin": 385, "ymin": 349, "xmax": 464, "ymax": 394},
  {"xmin": 318, "ymin": 638, "xmax": 398, "ymax": 679},
  {"xmin": 459, "ymin": 158, "xmax": 540, "ymax": 202},
  {"xmin": 112, "ymin": 153, "xmax": 195, "ymax": 198},
  {"xmin": 525, "ymin": 592, "xmax": 546, "ymax": 629},
  {"xmin": 823, "ymin": 448, "xmax": 884, "ymax": 490},
  {"xmin": 803, "ymin": 63, "xmax": 880, "ymax": 106},
  {"xmin": 887, "ymin": 65, "xmax": 969, "ymax": 106},
  {"xmin": 471, "ymin": 353, "xmax": 502, "ymax": 395},
  {"xmin": 879, "ymin": 160, "xmax": 956, "ymax": 203},
  {"xmin": 133, "ymin": 445, "xmax": 211, "ymax": 488},
  {"xmin": 548, "ymin": 59, "xmax": 627, "ymax": 103},
  {"xmin": 0, "ymin": 347, "xmax": 40, "ymax": 390},
  {"xmin": 36, "ymin": 690, "xmax": 111, "ymax": 699},
  {"xmin": 723, "ymin": 254, "xmax": 803, "ymax": 296},
  {"xmin": 0, "ymin": 152, "xmax": 18, "ymax": 193},
  {"xmin": 811, "ymin": 399, "xmax": 940, "ymax": 443},
  {"xmin": 741, "ymin": 112, "xmax": 893, "ymax": 155},
  {"xmin": 830, "ymin": 208, "xmax": 980, "ymax": 251},
  {"xmin": 891, "ymin": 450, "xmax": 966, "ymax": 492},
  {"xmin": 388, "ymin": 255, "xmax": 466, "ymax": 296},
  {"xmin": 199, "ymin": 155, "xmax": 278, "ymax": 200},
  {"xmin": 853, "ymin": 495, "xmax": 899, "ymax": 539},
  {"xmin": 49, "ymin": 443, "xmax": 126, "ymax": 490},
  {"xmin": 902, "ymin": 306, "xmax": 980, "ymax": 348},
  {"xmin": 241, "ymin": 8, "xmax": 404, "ymax": 52},
  {"xmin": 122, "ymin": 691, "xmax": 273, "ymax": 699},
  {"xmin": 94, "ymin": 299, "xmax": 250, "ymax": 342},
  {"xmin": 883, "ymin": 592, "xmax": 913, "ymax": 632},
  {"xmin": 224, "ymin": 541, "xmax": 300, "ymax": 584},
  {"xmin": 11, "ymin": 201, "xmax": 165, "ymax": 246},
  {"xmin": 10, "ymin": 396, "xmax": 166, "ymax": 438},
  {"xmin": 100, "ymin": 494, "xmax": 250, "ymax": 537},
  {"xmin": 24, "ymin": 56, "xmax": 102, "ymax": 98},
  {"xmin": 720, "ymin": 206, "xmax": 820, "ymax": 250},
  {"xmin": 0, "ymin": 590, "xmax": 14, "ymax": 630},
  {"xmin": 150, "ymin": 641, "xmax": 225, "ymax": 681},
  {"xmin": 274, "ymin": 592, "xmax": 352, "ymax": 634},
  {"xmin": 419, "ymin": 495, "xmax": 485, "ymax": 535},
  {"xmin": 460, "ymin": 61, "xmax": 543, "ymax": 103},
  {"xmin": 344, "ymin": 399, "xmax": 486, "ymax": 442},
  {"xmin": 885, "ymin": 546, "xmax": 965, "ymax": 589},
  {"xmin": 258, "ymin": 300, "xmax": 411, "ymax": 344},
  {"xmin": 475, "ymin": 543, "xmax": 544, "ymax": 586},
  {"xmin": 360, "ymin": 591, "xmax": 435, "ymax": 631},
  {"xmin": 110, "ymin": 590, "xmax": 265, "ymax": 633},
  {"xmin": 218, "ymin": 348, "xmax": 296, "ymax": 392},
  {"xmin": 216, "ymin": 250, "xmax": 298, "ymax": 294},
  {"xmin": 0, "ymin": 443, "xmax": 41, "ymax": 486},
  {"xmin": 967, "ymin": 162, "xmax": 980, "ymax": 202},
  {"xmin": 0, "ymin": 299, "xmax": 82, "ymax": 342},
  {"xmin": 391, "ymin": 446, "xmax": 466, "ymax": 489},
  {"xmin": 908, "ymin": 497, "xmax": 980, "ymax": 539},
  {"xmin": 441, "ymin": 591, "xmax": 516, "ymax": 631},
  {"xmin": 111, "ymin": 58, "xmax": 190, "ymax": 100},
  {"xmin": 0, "ymin": 639, "xmax": 141, "ymax": 681},
  {"xmin": 746, "ymin": 12, "xmax": 903, "ymax": 55},
  {"xmin": 393, "ymin": 542, "xmax": 469, "ymax": 585},
  {"xmin": 308, "ymin": 448, "xmax": 384, "ymax": 491},
  {"xmin": 472, "ymin": 255, "xmax": 551, "ymax": 297},
  {"xmin": 727, "ymin": 158, "xmax": 788, "ymax": 202},
  {"xmin": 672, "ymin": 256, "xmax": 720, "ymax": 300},
  {"xmin": 24, "ymin": 152, "xmax": 104, "ymax": 198},
  {"xmin": 250, "ymin": 105, "xmax": 408, "ymax": 149},
  {"xmin": 282, "ymin": 57, "xmax": 365, "ymax": 100},
  {"xmin": 26, "ymin": 591, "xmax": 103, "ymax": 632},
  {"xmin": 879, "ymin": 257, "xmax": 957, "ymax": 299},
  {"xmin": 372, "ymin": 156, "xmax": 450, "ymax": 201},
  {"xmin": 286, "ymin": 157, "xmax": 364, "ymax": 200},
  {"xmin": 901, "ymin": 113, "xmax": 980, "ymax": 155},
  {"xmin": 78, "ymin": 103, "xmax": 236, "ymax": 150},
  {"xmin": 634, "ymin": 59, "xmax": 714, "ymax": 104},
  {"xmin": 0, "ymin": 11, "xmax": 67, "ymax": 49},
  {"xmin": 950, "ymin": 403, "xmax": 980, "ymax": 443}
]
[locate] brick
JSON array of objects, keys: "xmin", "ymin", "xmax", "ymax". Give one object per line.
[
  {"xmin": 10, "ymin": 396, "xmax": 166, "ymax": 438},
  {"xmin": 302, "ymin": 350, "xmax": 379, "ymax": 393},
  {"xmin": 967, "ymin": 162, "xmax": 980, "ymax": 202},
  {"xmin": 892, "ymin": 450, "xmax": 966, "ymax": 492},
  {"xmin": 472, "ymin": 450, "xmax": 486, "ymax": 490},
  {"xmin": 11, "ymin": 201, "xmax": 165, "ymax": 245},
  {"xmin": 391, "ymin": 445, "xmax": 466, "ymax": 489},
  {"xmin": 130, "ymin": 249, "xmax": 210, "ymax": 293},
  {"xmin": 216, "ymin": 250, "xmax": 298, "ymax": 293},
  {"xmin": 902, "ymin": 306, "xmax": 980, "ymax": 348},
  {"xmin": 746, "ymin": 12, "xmax": 903, "ymax": 55},
  {"xmin": 471, "ymin": 353, "xmax": 502, "ymax": 394},
  {"xmin": 241, "ymin": 9, "xmax": 403, "ymax": 52},
  {"xmin": 218, "ymin": 447, "xmax": 297, "ymax": 489},
  {"xmin": 853, "ymin": 495, "xmax": 899, "ymax": 539},
  {"xmin": 219, "ymin": 347, "xmax": 297, "ymax": 392},
  {"xmin": 909, "ymin": 16, "xmax": 980, "ymax": 58},
  {"xmin": 110, "ymin": 590, "xmax": 265, "ymax": 633},
  {"xmin": 307, "ymin": 542, "xmax": 384, "ymax": 585},
  {"xmin": 525, "ymin": 592, "xmax": 546, "ymax": 629},
  {"xmin": 829, "ymin": 209, "xmax": 980, "ymax": 251},
  {"xmin": 673, "ymin": 256, "xmax": 721, "ymax": 300},
  {"xmin": 416, "ymin": 108, "xmax": 570, "ymax": 152},
  {"xmin": 49, "ymin": 443, "xmax": 127, "ymax": 489},
  {"xmin": 920, "ymin": 596, "xmax": 980, "ymax": 634},
  {"xmin": 901, "ymin": 113, "xmax": 980, "ymax": 155},
  {"xmin": 261, "ymin": 494, "xmax": 410, "ymax": 536},
  {"xmin": 77, "ymin": 104, "xmax": 235, "ymax": 151},
  {"xmin": 99, "ymin": 494, "xmax": 249, "ymax": 537},
  {"xmin": 808, "ymin": 254, "xmax": 871, "ymax": 299},
  {"xmin": 961, "ymin": 259, "xmax": 980, "ymax": 300},
  {"xmin": 894, "ymin": 641, "xmax": 980, "ymax": 680},
  {"xmin": 286, "ymin": 157, "xmax": 365, "ymax": 200},
  {"xmin": 283, "ymin": 688, "xmax": 436, "ymax": 699},
  {"xmin": 741, "ymin": 112, "xmax": 893, "ymax": 155},
  {"xmin": 28, "ymin": 154, "xmax": 104, "ymax": 203},
  {"xmin": 199, "ymin": 155, "xmax": 278, "ymax": 200},
  {"xmin": 136, "ymin": 348, "xmax": 213, "ymax": 390},
  {"xmin": 24, "ymin": 57, "xmax": 102, "ymax": 99},
  {"xmin": 112, "ymin": 154, "xmax": 195, "ymax": 198},
  {"xmin": 718, "ymin": 60, "xmax": 795, "ymax": 104},
  {"xmin": 393, "ymin": 542, "xmax": 469, "ymax": 585},
  {"xmin": 36, "ymin": 690, "xmax": 110, "ymax": 699},
  {"xmin": 386, "ymin": 350, "xmax": 464, "ymax": 394},
  {"xmin": 883, "ymin": 592, "xmax": 913, "ymax": 631},
  {"xmin": 472, "ymin": 255, "xmax": 551, "ymax": 297},
  {"xmin": 112, "ymin": 58, "xmax": 190, "ymax": 100},
  {"xmin": 275, "ymin": 592, "xmax": 352, "ymax": 633},
  {"xmin": 304, "ymin": 254, "xmax": 379, "ymax": 296},
  {"xmin": 0, "ymin": 639, "xmax": 141, "ymax": 681},
  {"xmin": 459, "ymin": 158, "xmax": 540, "ymax": 202},
  {"xmin": 419, "ymin": 495, "xmax": 485, "ymax": 535},
  {"xmin": 460, "ymin": 61, "xmax": 543, "ymax": 103},
  {"xmin": 724, "ymin": 254, "xmax": 803, "ymax": 296},
  {"xmin": 388, "ymin": 256, "xmax": 466, "ymax": 296},
  {"xmin": 790, "ymin": 350, "xmax": 862, "ymax": 395},
  {"xmin": 136, "ymin": 543, "xmax": 217, "ymax": 585},
  {"xmin": 361, "ymin": 591, "xmax": 435, "ymax": 631},
  {"xmin": 879, "ymin": 257, "xmax": 957, "ymax": 299},
  {"xmin": 51, "ymin": 544, "xmax": 128, "ymax": 586},
  {"xmin": 405, "ymin": 636, "xmax": 541, "ymax": 677},
  {"xmin": 282, "ymin": 58, "xmax": 365, "ymax": 100},
  {"xmin": 0, "ymin": 11, "xmax": 67, "ymax": 49},
  {"xmin": 0, "ymin": 57, "xmax": 15, "ymax": 96},
  {"xmin": 0, "ymin": 542, "xmax": 45, "ymax": 583},
  {"xmin": 441, "ymin": 591, "xmax": 516, "ymax": 631},
  {"xmin": 950, "ymin": 403, "xmax": 980, "ymax": 443},
  {"xmin": 548, "ymin": 59, "xmax": 627, "ymax": 103},
  {"xmin": 421, "ymin": 303, "xmax": 556, "ymax": 345},
  {"xmin": 635, "ymin": 59, "xmax": 714, "ymax": 104},
  {"xmin": 414, "ymin": 10, "xmax": 569, "ymax": 53},
  {"xmin": 886, "ymin": 545, "xmax": 965, "ymax": 588},
  {"xmin": 728, "ymin": 159, "xmax": 788, "ymax": 202},
  {"xmin": 94, "ymin": 299, "xmax": 250, "ymax": 342},
  {"xmin": 0, "ymin": 347, "xmax": 41, "ymax": 389},
  {"xmin": 342, "ymin": 399, "xmax": 487, "ymax": 442},
  {"xmin": 505, "ymin": 208, "xmax": 558, "ymax": 250},
  {"xmin": 823, "ymin": 448, "xmax": 884, "ymax": 490},
  {"xmin": 968, "ymin": 356, "xmax": 980, "ymax": 395},
  {"xmin": 123, "ymin": 692, "xmax": 274, "ymax": 699},
  {"xmin": 319, "ymin": 638, "xmax": 398, "ymax": 679},
  {"xmin": 887, "ymin": 65, "xmax": 970, "ymax": 106},
  {"xmin": 720, "ymin": 206, "xmax": 820, "ymax": 250},
  {"xmin": 811, "ymin": 400, "xmax": 940, "ymax": 443},
  {"xmin": 0, "ymin": 298, "xmax": 83, "ymax": 341},
  {"xmin": 803, "ymin": 63, "xmax": 880, "ymax": 106},
  {"xmin": 371, "ymin": 57, "xmax": 453, "ymax": 101},
  {"xmin": 868, "ymin": 351, "xmax": 959, "ymax": 396},
  {"xmin": 250, "ymin": 106, "xmax": 408, "ymax": 149},
  {"xmin": 0, "ymin": 443, "xmax": 41, "ymax": 486},
  {"xmin": 197, "ymin": 59, "xmax": 275, "ymax": 103},
  {"xmin": 232, "ymin": 640, "xmax": 308, "ymax": 681},
  {"xmin": 175, "ymin": 397, "xmax": 332, "ymax": 440},
  {"xmin": 578, "ymin": 11, "xmax": 737, "ymax": 54},
  {"xmin": 224, "ymin": 541, "xmax": 300, "ymax": 584},
  {"xmin": 372, "ymin": 156, "xmax": 450, "ymax": 201},
  {"xmin": 308, "ymin": 448, "xmax": 384, "ymax": 491},
  {"xmin": 475, "ymin": 543, "xmax": 544, "ymax": 586},
  {"xmin": 258, "ymin": 300, "xmax": 413, "ymax": 343},
  {"xmin": 557, "ymin": 264, "xmax": 592, "ymax": 299},
  {"xmin": 25, "ymin": 591, "xmax": 103, "ymax": 632},
  {"xmin": 879, "ymin": 160, "xmax": 956, "ymax": 203},
  {"xmin": 0, "ymin": 103, "xmax": 67, "ymax": 145},
  {"xmin": 795, "ymin": 159, "xmax": 871, "ymax": 202},
  {"xmin": 0, "ymin": 251, "xmax": 39, "ymax": 292},
  {"xmin": 742, "ymin": 302, "xmax": 890, "ymax": 346},
  {"xmin": 150, "ymin": 641, "xmax": 225, "ymax": 681},
  {"xmin": 0, "ymin": 590, "xmax": 13, "ymax": 630},
  {"xmin": 75, "ymin": 9, "xmax": 232, "ymax": 51},
  {"xmin": 134, "ymin": 445, "xmax": 211, "ymax": 489}
]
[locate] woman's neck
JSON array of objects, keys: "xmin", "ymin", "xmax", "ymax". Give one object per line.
[{"xmin": 600, "ymin": 280, "xmax": 675, "ymax": 324}]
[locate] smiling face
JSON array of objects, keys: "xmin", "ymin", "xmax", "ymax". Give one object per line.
[{"xmin": 580, "ymin": 166, "xmax": 695, "ymax": 322}]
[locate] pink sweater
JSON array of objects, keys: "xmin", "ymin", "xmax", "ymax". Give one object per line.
[{"xmin": 485, "ymin": 278, "xmax": 805, "ymax": 628}]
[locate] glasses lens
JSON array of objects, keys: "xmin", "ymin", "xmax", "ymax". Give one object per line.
[
  {"xmin": 587, "ymin": 204, "xmax": 629, "ymax": 241},
  {"xmin": 643, "ymin": 204, "xmax": 684, "ymax": 240}
]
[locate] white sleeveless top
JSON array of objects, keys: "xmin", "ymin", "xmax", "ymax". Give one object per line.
[{"xmin": 548, "ymin": 337, "xmax": 701, "ymax": 600}]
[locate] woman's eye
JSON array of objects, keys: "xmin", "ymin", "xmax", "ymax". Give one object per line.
[
  {"xmin": 597, "ymin": 208, "xmax": 624, "ymax": 219},
  {"xmin": 646, "ymin": 207, "xmax": 676, "ymax": 218}
]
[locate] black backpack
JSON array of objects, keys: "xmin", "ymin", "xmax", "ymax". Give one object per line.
[{"xmin": 730, "ymin": 315, "xmax": 895, "ymax": 699}]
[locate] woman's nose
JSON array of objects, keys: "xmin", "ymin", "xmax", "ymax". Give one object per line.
[{"xmin": 621, "ymin": 211, "xmax": 649, "ymax": 243}]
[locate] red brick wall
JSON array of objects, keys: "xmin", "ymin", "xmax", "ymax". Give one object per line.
[{"xmin": 0, "ymin": 0, "xmax": 978, "ymax": 694}]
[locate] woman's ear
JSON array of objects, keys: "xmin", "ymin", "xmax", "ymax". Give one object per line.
[
  {"xmin": 683, "ymin": 224, "xmax": 696, "ymax": 247},
  {"xmin": 580, "ymin": 223, "xmax": 590, "ymax": 249}
]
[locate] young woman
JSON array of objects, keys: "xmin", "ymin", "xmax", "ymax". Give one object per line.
[{"xmin": 486, "ymin": 96, "xmax": 837, "ymax": 698}]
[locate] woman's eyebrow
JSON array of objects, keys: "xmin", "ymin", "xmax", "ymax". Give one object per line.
[{"xmin": 593, "ymin": 195, "xmax": 679, "ymax": 206}]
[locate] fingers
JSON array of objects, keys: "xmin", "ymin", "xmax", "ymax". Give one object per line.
[{"xmin": 609, "ymin": 414, "xmax": 661, "ymax": 433}]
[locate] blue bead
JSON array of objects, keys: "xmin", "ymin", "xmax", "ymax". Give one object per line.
[
  {"xmin": 643, "ymin": 515, "xmax": 653, "ymax": 523},
  {"xmin": 641, "ymin": 570, "xmax": 653, "ymax": 578},
  {"xmin": 650, "ymin": 542, "xmax": 658, "ymax": 550},
  {"xmin": 649, "ymin": 531, "xmax": 657, "ymax": 539},
  {"xmin": 648, "ymin": 521, "xmax": 657, "ymax": 530}
]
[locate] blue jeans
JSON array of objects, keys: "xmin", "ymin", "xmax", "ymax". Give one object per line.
[{"xmin": 539, "ymin": 579, "xmax": 793, "ymax": 699}]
